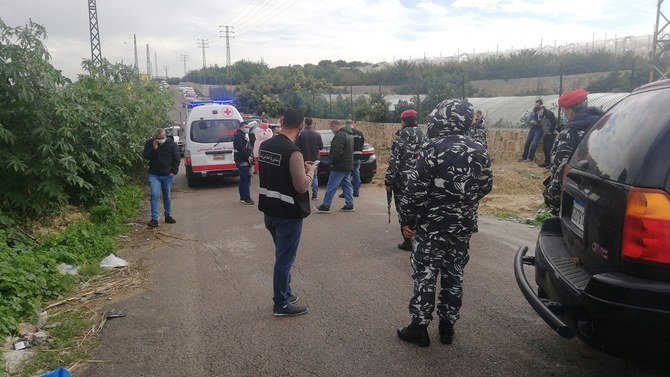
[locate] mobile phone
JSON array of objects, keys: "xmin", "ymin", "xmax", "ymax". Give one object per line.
[{"xmin": 312, "ymin": 160, "xmax": 320, "ymax": 166}]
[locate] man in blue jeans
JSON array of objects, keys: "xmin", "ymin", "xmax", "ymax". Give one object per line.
[
  {"xmin": 316, "ymin": 120, "xmax": 355, "ymax": 213},
  {"xmin": 234, "ymin": 121, "xmax": 254, "ymax": 205},
  {"xmin": 519, "ymin": 105, "xmax": 543, "ymax": 163},
  {"xmin": 344, "ymin": 120, "xmax": 364, "ymax": 197},
  {"xmin": 258, "ymin": 108, "xmax": 315, "ymax": 316},
  {"xmin": 143, "ymin": 128, "xmax": 180, "ymax": 228}
]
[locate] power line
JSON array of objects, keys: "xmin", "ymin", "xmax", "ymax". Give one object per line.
[
  {"xmin": 197, "ymin": 38, "xmax": 210, "ymax": 68},
  {"xmin": 236, "ymin": 0, "xmax": 293, "ymax": 33},
  {"xmin": 223, "ymin": 0, "xmax": 264, "ymax": 27},
  {"xmin": 180, "ymin": 54, "xmax": 189, "ymax": 76},
  {"xmin": 236, "ymin": 0, "xmax": 301, "ymax": 36},
  {"xmin": 229, "ymin": 0, "xmax": 274, "ymax": 29}
]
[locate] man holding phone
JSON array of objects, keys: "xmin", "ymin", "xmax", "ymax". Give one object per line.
[
  {"xmin": 258, "ymin": 108, "xmax": 315, "ymax": 316},
  {"xmin": 143, "ymin": 128, "xmax": 180, "ymax": 228}
]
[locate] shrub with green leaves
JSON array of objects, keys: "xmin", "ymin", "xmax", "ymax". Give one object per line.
[
  {"xmin": 0, "ymin": 18, "xmax": 172, "ymax": 219},
  {"xmin": 0, "ymin": 18, "xmax": 169, "ymax": 336}
]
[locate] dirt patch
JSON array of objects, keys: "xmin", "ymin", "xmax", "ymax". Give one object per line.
[{"xmin": 374, "ymin": 151, "xmax": 547, "ymax": 219}]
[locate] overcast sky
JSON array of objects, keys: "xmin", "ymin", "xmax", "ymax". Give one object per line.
[{"xmin": 2, "ymin": 0, "xmax": 660, "ymax": 80}]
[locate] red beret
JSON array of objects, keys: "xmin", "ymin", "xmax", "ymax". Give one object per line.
[
  {"xmin": 401, "ymin": 109, "xmax": 417, "ymax": 119},
  {"xmin": 558, "ymin": 89, "xmax": 588, "ymax": 108}
]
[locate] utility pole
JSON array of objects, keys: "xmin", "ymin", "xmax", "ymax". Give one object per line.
[
  {"xmin": 219, "ymin": 25, "xmax": 235, "ymax": 82},
  {"xmin": 650, "ymin": 0, "xmax": 669, "ymax": 81},
  {"xmin": 180, "ymin": 54, "xmax": 189, "ymax": 76},
  {"xmin": 164, "ymin": 66, "xmax": 169, "ymax": 80},
  {"xmin": 146, "ymin": 44, "xmax": 152, "ymax": 78},
  {"xmin": 87, "ymin": 0, "xmax": 102, "ymax": 67},
  {"xmin": 197, "ymin": 38, "xmax": 209, "ymax": 68},
  {"xmin": 133, "ymin": 34, "xmax": 138, "ymax": 71},
  {"xmin": 154, "ymin": 51, "xmax": 158, "ymax": 79}
]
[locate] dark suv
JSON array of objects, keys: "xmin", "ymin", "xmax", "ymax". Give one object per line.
[{"xmin": 514, "ymin": 80, "xmax": 670, "ymax": 360}]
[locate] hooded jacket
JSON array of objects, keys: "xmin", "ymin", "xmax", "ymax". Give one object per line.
[
  {"xmin": 543, "ymin": 106, "xmax": 604, "ymax": 214},
  {"xmin": 329, "ymin": 126, "xmax": 354, "ymax": 172},
  {"xmin": 385, "ymin": 123, "xmax": 425, "ymax": 188},
  {"xmin": 399, "ymin": 99, "xmax": 493, "ymax": 236}
]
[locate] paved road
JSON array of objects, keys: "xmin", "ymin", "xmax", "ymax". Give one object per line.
[{"xmin": 80, "ymin": 167, "xmax": 666, "ymax": 377}]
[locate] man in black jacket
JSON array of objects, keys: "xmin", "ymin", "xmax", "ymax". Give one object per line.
[
  {"xmin": 347, "ymin": 120, "xmax": 365, "ymax": 197},
  {"xmin": 295, "ymin": 118, "xmax": 323, "ymax": 200},
  {"xmin": 143, "ymin": 128, "xmax": 180, "ymax": 228},
  {"xmin": 258, "ymin": 108, "xmax": 316, "ymax": 316},
  {"xmin": 234, "ymin": 121, "xmax": 254, "ymax": 205}
]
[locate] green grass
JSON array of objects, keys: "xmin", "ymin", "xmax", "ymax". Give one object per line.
[
  {"xmin": 0, "ymin": 184, "xmax": 143, "ymax": 337},
  {"xmin": 495, "ymin": 205, "xmax": 550, "ymax": 226},
  {"xmin": 19, "ymin": 310, "xmax": 93, "ymax": 377}
]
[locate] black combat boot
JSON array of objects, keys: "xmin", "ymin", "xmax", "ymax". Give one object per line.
[
  {"xmin": 397, "ymin": 239, "xmax": 412, "ymax": 251},
  {"xmin": 438, "ymin": 321, "xmax": 454, "ymax": 345},
  {"xmin": 397, "ymin": 323, "xmax": 430, "ymax": 347}
]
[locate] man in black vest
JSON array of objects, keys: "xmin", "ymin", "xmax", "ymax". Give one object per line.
[{"xmin": 258, "ymin": 108, "xmax": 316, "ymax": 317}]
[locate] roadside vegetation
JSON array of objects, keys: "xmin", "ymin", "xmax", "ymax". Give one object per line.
[
  {"xmin": 0, "ymin": 17, "xmax": 171, "ymax": 341},
  {"xmin": 180, "ymin": 48, "xmax": 666, "ymax": 121}
]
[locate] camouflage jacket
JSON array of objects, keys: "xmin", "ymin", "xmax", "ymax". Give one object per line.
[
  {"xmin": 467, "ymin": 119, "xmax": 488, "ymax": 149},
  {"xmin": 385, "ymin": 125, "xmax": 425, "ymax": 188},
  {"xmin": 543, "ymin": 107, "xmax": 604, "ymax": 214},
  {"xmin": 399, "ymin": 134, "xmax": 493, "ymax": 236}
]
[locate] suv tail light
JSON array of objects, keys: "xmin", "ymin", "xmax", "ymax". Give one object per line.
[
  {"xmin": 185, "ymin": 150, "xmax": 191, "ymax": 165},
  {"xmin": 622, "ymin": 188, "xmax": 670, "ymax": 264}
]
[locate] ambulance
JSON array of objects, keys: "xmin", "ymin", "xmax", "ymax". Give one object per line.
[{"xmin": 183, "ymin": 101, "xmax": 243, "ymax": 187}]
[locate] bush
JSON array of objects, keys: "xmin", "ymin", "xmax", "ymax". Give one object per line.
[{"xmin": 0, "ymin": 185, "xmax": 143, "ymax": 336}]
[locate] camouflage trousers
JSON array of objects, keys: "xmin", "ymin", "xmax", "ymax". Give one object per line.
[{"xmin": 409, "ymin": 232, "xmax": 471, "ymax": 326}]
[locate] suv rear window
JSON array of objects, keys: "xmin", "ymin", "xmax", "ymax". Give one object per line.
[
  {"xmin": 571, "ymin": 88, "xmax": 670, "ymax": 188},
  {"xmin": 190, "ymin": 119, "xmax": 239, "ymax": 143}
]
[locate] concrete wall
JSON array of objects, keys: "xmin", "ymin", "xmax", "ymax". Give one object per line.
[{"xmin": 310, "ymin": 118, "xmax": 544, "ymax": 164}]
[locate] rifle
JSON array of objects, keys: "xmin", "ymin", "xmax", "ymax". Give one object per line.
[{"xmin": 386, "ymin": 188, "xmax": 393, "ymax": 224}]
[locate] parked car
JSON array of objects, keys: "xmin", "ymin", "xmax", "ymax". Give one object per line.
[
  {"xmin": 167, "ymin": 125, "xmax": 184, "ymax": 155},
  {"xmin": 316, "ymin": 130, "xmax": 376, "ymax": 184},
  {"xmin": 514, "ymin": 79, "xmax": 670, "ymax": 361}
]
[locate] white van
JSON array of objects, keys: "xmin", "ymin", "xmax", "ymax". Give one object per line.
[{"xmin": 183, "ymin": 102, "xmax": 243, "ymax": 187}]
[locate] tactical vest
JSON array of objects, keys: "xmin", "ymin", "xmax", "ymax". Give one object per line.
[{"xmin": 258, "ymin": 134, "xmax": 310, "ymax": 219}]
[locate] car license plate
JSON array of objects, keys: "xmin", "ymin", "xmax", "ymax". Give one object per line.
[
  {"xmin": 571, "ymin": 199, "xmax": 585, "ymax": 231},
  {"xmin": 213, "ymin": 154, "xmax": 225, "ymax": 160}
]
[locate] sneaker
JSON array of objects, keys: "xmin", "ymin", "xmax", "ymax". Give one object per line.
[
  {"xmin": 353, "ymin": 193, "xmax": 359, "ymax": 198},
  {"xmin": 340, "ymin": 205, "xmax": 355, "ymax": 212},
  {"xmin": 273, "ymin": 303, "xmax": 308, "ymax": 317},
  {"xmin": 517, "ymin": 158, "xmax": 526, "ymax": 162},
  {"xmin": 338, "ymin": 193, "xmax": 345, "ymax": 198},
  {"xmin": 165, "ymin": 216, "xmax": 176, "ymax": 224},
  {"xmin": 311, "ymin": 194, "xmax": 317, "ymax": 201},
  {"xmin": 242, "ymin": 199, "xmax": 255, "ymax": 205},
  {"xmin": 289, "ymin": 294, "xmax": 299, "ymax": 304},
  {"xmin": 315, "ymin": 205, "xmax": 330, "ymax": 213},
  {"xmin": 147, "ymin": 219, "xmax": 158, "ymax": 228}
]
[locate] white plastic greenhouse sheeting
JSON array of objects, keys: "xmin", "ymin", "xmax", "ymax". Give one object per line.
[{"xmin": 468, "ymin": 92, "xmax": 629, "ymax": 128}]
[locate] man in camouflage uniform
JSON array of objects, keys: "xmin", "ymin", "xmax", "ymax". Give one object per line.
[
  {"xmin": 467, "ymin": 110, "xmax": 488, "ymax": 149},
  {"xmin": 467, "ymin": 110, "xmax": 488, "ymax": 232},
  {"xmin": 543, "ymin": 89, "xmax": 603, "ymax": 215},
  {"xmin": 396, "ymin": 99, "xmax": 493, "ymax": 347},
  {"xmin": 385, "ymin": 109, "xmax": 426, "ymax": 251}
]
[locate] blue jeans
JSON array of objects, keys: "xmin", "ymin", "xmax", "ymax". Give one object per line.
[
  {"xmin": 322, "ymin": 170, "xmax": 353, "ymax": 208},
  {"xmin": 264, "ymin": 215, "xmax": 303, "ymax": 308},
  {"xmin": 350, "ymin": 159, "xmax": 361, "ymax": 196},
  {"xmin": 148, "ymin": 174, "xmax": 174, "ymax": 220},
  {"xmin": 312, "ymin": 164, "xmax": 319, "ymax": 197},
  {"xmin": 236, "ymin": 161, "xmax": 252, "ymax": 200},
  {"xmin": 522, "ymin": 127, "xmax": 543, "ymax": 160}
]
